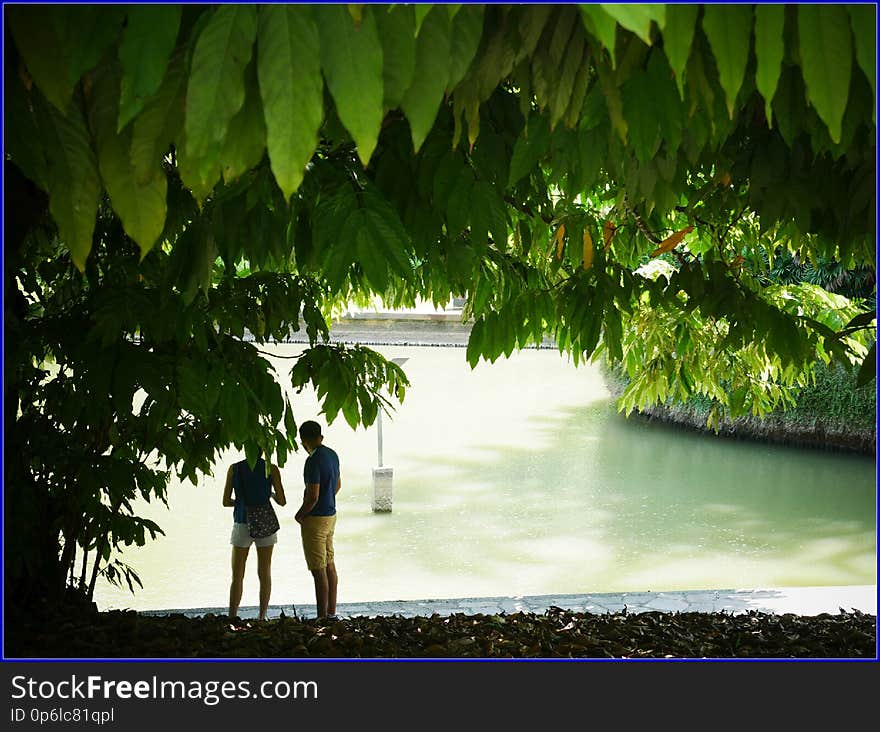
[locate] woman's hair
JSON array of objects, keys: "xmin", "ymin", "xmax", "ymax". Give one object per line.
[{"xmin": 298, "ymin": 420, "xmax": 322, "ymax": 441}]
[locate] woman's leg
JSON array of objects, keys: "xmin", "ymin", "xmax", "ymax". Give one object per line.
[
  {"xmin": 256, "ymin": 544, "xmax": 274, "ymax": 620},
  {"xmin": 229, "ymin": 546, "xmax": 249, "ymax": 618}
]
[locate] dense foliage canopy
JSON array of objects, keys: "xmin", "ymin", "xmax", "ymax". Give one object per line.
[{"xmin": 3, "ymin": 4, "xmax": 876, "ymax": 602}]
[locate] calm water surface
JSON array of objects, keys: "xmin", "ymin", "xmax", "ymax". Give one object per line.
[{"xmin": 96, "ymin": 345, "xmax": 877, "ymax": 611}]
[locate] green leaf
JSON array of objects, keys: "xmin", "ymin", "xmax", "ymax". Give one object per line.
[
  {"xmin": 9, "ymin": 6, "xmax": 125, "ymax": 112},
  {"xmin": 414, "ymin": 5, "xmax": 433, "ymax": 36},
  {"xmin": 579, "ymin": 5, "xmax": 618, "ymax": 63},
  {"xmin": 661, "ymin": 4, "xmax": 698, "ymax": 98},
  {"xmin": 35, "ymin": 94, "xmax": 102, "ymax": 271},
  {"xmin": 375, "ymin": 4, "xmax": 417, "ymax": 110},
  {"xmin": 220, "ymin": 60, "xmax": 266, "ymax": 183},
  {"xmin": 798, "ymin": 4, "xmax": 853, "ymax": 143},
  {"xmin": 89, "ymin": 63, "xmax": 168, "ymax": 260},
  {"xmin": 856, "ymin": 341, "xmax": 876, "ymax": 387},
  {"xmin": 447, "ymin": 5, "xmax": 484, "ymax": 91},
  {"xmin": 7, "ymin": 6, "xmax": 75, "ymax": 111},
  {"xmin": 401, "ymin": 7, "xmax": 451, "ymax": 151},
  {"xmin": 184, "ymin": 4, "xmax": 258, "ymax": 183},
  {"xmin": 508, "ymin": 114, "xmax": 551, "ymax": 187},
  {"xmin": 550, "ymin": 26, "xmax": 586, "ymax": 129},
  {"xmin": 130, "ymin": 52, "xmax": 186, "ymax": 185},
  {"xmin": 599, "ymin": 4, "xmax": 665, "ymax": 45},
  {"xmin": 257, "ymin": 5, "xmax": 323, "ymax": 202},
  {"xmin": 4, "ymin": 65, "xmax": 49, "ymax": 191},
  {"xmin": 316, "ymin": 4, "xmax": 384, "ymax": 166},
  {"xmin": 751, "ymin": 4, "xmax": 786, "ymax": 127},
  {"xmin": 848, "ymin": 5, "xmax": 876, "ymax": 115},
  {"xmin": 118, "ymin": 5, "xmax": 182, "ymax": 131},
  {"xmin": 701, "ymin": 4, "xmax": 754, "ymax": 118},
  {"xmin": 446, "ymin": 170, "xmax": 474, "ymax": 239},
  {"xmin": 470, "ymin": 181, "xmax": 508, "ymax": 250}
]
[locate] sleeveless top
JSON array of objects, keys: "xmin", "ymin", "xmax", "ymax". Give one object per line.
[{"xmin": 232, "ymin": 457, "xmax": 272, "ymax": 524}]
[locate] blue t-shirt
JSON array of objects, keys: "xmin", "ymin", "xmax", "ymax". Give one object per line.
[
  {"xmin": 303, "ymin": 444, "xmax": 339, "ymax": 516},
  {"xmin": 232, "ymin": 458, "xmax": 272, "ymax": 524}
]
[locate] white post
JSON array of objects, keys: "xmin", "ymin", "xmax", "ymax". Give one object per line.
[
  {"xmin": 372, "ymin": 356, "xmax": 408, "ymax": 513},
  {"xmin": 377, "ymin": 409, "xmax": 383, "ymax": 468}
]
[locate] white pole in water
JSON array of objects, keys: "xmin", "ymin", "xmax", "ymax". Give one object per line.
[
  {"xmin": 372, "ymin": 357, "xmax": 408, "ymax": 512},
  {"xmin": 377, "ymin": 409, "xmax": 384, "ymax": 468}
]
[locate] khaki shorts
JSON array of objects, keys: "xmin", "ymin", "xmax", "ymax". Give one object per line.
[{"xmin": 300, "ymin": 514, "xmax": 336, "ymax": 571}]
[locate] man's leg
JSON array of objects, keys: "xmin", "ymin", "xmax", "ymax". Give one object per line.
[
  {"xmin": 256, "ymin": 545, "xmax": 274, "ymax": 620},
  {"xmin": 310, "ymin": 567, "xmax": 329, "ymax": 618},
  {"xmin": 326, "ymin": 562, "xmax": 338, "ymax": 617},
  {"xmin": 229, "ymin": 546, "xmax": 249, "ymax": 618}
]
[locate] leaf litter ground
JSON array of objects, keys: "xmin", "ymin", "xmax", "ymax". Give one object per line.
[{"xmin": 8, "ymin": 606, "xmax": 876, "ymax": 659}]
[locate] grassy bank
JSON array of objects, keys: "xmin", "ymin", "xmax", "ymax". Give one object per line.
[{"xmin": 604, "ymin": 361, "xmax": 876, "ymax": 454}]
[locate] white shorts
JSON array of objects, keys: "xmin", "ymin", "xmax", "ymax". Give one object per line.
[{"xmin": 230, "ymin": 522, "xmax": 278, "ymax": 548}]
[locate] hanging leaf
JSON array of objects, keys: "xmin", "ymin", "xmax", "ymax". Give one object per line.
[
  {"xmin": 34, "ymin": 94, "xmax": 102, "ymax": 270},
  {"xmin": 220, "ymin": 60, "xmax": 266, "ymax": 184},
  {"xmin": 117, "ymin": 5, "xmax": 182, "ymax": 131},
  {"xmin": 599, "ymin": 4, "xmax": 666, "ymax": 45},
  {"xmin": 603, "ymin": 221, "xmax": 617, "ymax": 250},
  {"xmin": 754, "ymin": 5, "xmax": 785, "ymax": 126},
  {"xmin": 401, "ymin": 7, "xmax": 451, "ymax": 151},
  {"xmin": 579, "ymin": 5, "xmax": 618, "ymax": 64},
  {"xmin": 5, "ymin": 65, "xmax": 49, "ymax": 192},
  {"xmin": 856, "ymin": 341, "xmax": 875, "ymax": 387},
  {"xmin": 701, "ymin": 4, "xmax": 754, "ymax": 118},
  {"xmin": 257, "ymin": 4, "xmax": 323, "ymax": 201},
  {"xmin": 651, "ymin": 225, "xmax": 693, "ymax": 257},
  {"xmin": 89, "ymin": 63, "xmax": 167, "ymax": 260},
  {"xmin": 447, "ymin": 5, "xmax": 484, "ymax": 92},
  {"xmin": 185, "ymin": 5, "xmax": 258, "ymax": 182},
  {"xmin": 470, "ymin": 181, "xmax": 507, "ymax": 250},
  {"xmin": 848, "ymin": 5, "xmax": 876, "ymax": 117},
  {"xmin": 375, "ymin": 4, "xmax": 417, "ymax": 110},
  {"xmin": 798, "ymin": 4, "xmax": 853, "ymax": 144},
  {"xmin": 661, "ymin": 4, "xmax": 698, "ymax": 98},
  {"xmin": 414, "ymin": 5, "xmax": 433, "ymax": 36},
  {"xmin": 8, "ymin": 6, "xmax": 125, "ymax": 112},
  {"xmin": 582, "ymin": 229, "xmax": 594, "ymax": 271},
  {"xmin": 316, "ymin": 4, "xmax": 384, "ymax": 166},
  {"xmin": 508, "ymin": 114, "xmax": 551, "ymax": 187},
  {"xmin": 555, "ymin": 224, "xmax": 566, "ymax": 259},
  {"xmin": 130, "ymin": 53, "xmax": 186, "ymax": 185}
]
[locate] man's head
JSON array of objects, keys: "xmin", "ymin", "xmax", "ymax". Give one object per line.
[{"xmin": 298, "ymin": 420, "xmax": 323, "ymax": 452}]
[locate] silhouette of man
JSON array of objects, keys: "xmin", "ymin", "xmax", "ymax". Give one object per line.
[{"xmin": 294, "ymin": 420, "xmax": 341, "ymax": 620}]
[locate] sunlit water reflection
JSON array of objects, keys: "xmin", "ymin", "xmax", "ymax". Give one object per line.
[{"xmin": 95, "ymin": 345, "xmax": 876, "ymax": 611}]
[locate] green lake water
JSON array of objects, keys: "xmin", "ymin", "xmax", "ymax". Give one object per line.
[{"xmin": 95, "ymin": 344, "xmax": 877, "ymax": 612}]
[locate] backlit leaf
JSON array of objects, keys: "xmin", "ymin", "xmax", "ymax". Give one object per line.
[
  {"xmin": 448, "ymin": 5, "xmax": 484, "ymax": 92},
  {"xmin": 258, "ymin": 4, "xmax": 323, "ymax": 200},
  {"xmin": 375, "ymin": 4, "xmax": 417, "ymax": 109},
  {"xmin": 754, "ymin": 4, "xmax": 785, "ymax": 126},
  {"xmin": 130, "ymin": 52, "xmax": 186, "ymax": 185},
  {"xmin": 35, "ymin": 94, "xmax": 102, "ymax": 270},
  {"xmin": 798, "ymin": 4, "xmax": 853, "ymax": 143},
  {"xmin": 579, "ymin": 5, "xmax": 618, "ymax": 63},
  {"xmin": 701, "ymin": 4, "xmax": 754, "ymax": 118},
  {"xmin": 185, "ymin": 5, "xmax": 258, "ymax": 182},
  {"xmin": 651, "ymin": 226, "xmax": 693, "ymax": 257},
  {"xmin": 582, "ymin": 229, "xmax": 594, "ymax": 271},
  {"xmin": 848, "ymin": 4, "xmax": 876, "ymax": 116},
  {"xmin": 401, "ymin": 7, "xmax": 451, "ymax": 151},
  {"xmin": 661, "ymin": 4, "xmax": 698, "ymax": 98},
  {"xmin": 220, "ymin": 60, "xmax": 266, "ymax": 183},
  {"xmin": 316, "ymin": 4, "xmax": 384, "ymax": 166},
  {"xmin": 118, "ymin": 5, "xmax": 182, "ymax": 131},
  {"xmin": 600, "ymin": 4, "xmax": 665, "ymax": 45},
  {"xmin": 89, "ymin": 63, "xmax": 167, "ymax": 259}
]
